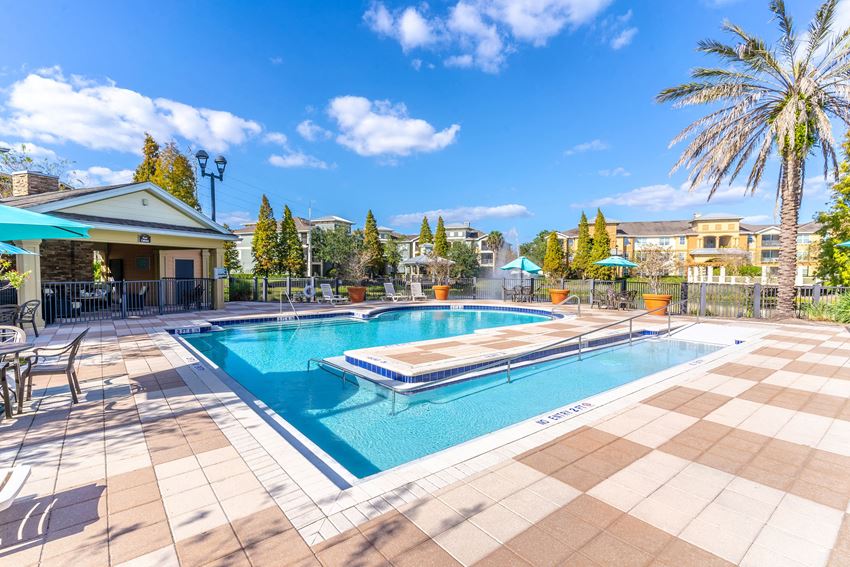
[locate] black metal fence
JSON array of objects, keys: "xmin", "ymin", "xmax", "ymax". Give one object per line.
[{"xmin": 42, "ymin": 278, "xmax": 215, "ymax": 324}]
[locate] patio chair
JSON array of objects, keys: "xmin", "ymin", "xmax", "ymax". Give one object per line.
[
  {"xmin": 22, "ymin": 328, "xmax": 89, "ymax": 405},
  {"xmin": 410, "ymin": 282, "xmax": 427, "ymax": 301},
  {"xmin": 619, "ymin": 290, "xmax": 638, "ymax": 310},
  {"xmin": 590, "ymin": 288, "xmax": 609, "ymax": 309},
  {"xmin": 16, "ymin": 300, "xmax": 40, "ymax": 337},
  {"xmin": 0, "ymin": 464, "xmax": 31, "ymax": 512},
  {"xmin": 383, "ymin": 282, "xmax": 408, "ymax": 302},
  {"xmin": 0, "ymin": 326, "xmax": 26, "ymax": 417},
  {"xmin": 502, "ymin": 284, "xmax": 517, "ymax": 302},
  {"xmin": 183, "ymin": 284, "xmax": 205, "ymax": 310},
  {"xmin": 319, "ymin": 283, "xmax": 348, "ymax": 305},
  {"xmin": 0, "ymin": 305, "xmax": 17, "ymax": 325},
  {"xmin": 126, "ymin": 285, "xmax": 147, "ymax": 311}
]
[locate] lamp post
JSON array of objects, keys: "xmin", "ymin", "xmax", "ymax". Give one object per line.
[{"xmin": 195, "ymin": 150, "xmax": 227, "ymax": 222}]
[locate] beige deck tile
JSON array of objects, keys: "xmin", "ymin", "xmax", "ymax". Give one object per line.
[
  {"xmin": 400, "ymin": 497, "xmax": 465, "ymax": 537},
  {"xmin": 468, "ymin": 503, "xmax": 532, "ymax": 544},
  {"xmin": 434, "ymin": 519, "xmax": 501, "ymax": 566},
  {"xmin": 438, "ymin": 484, "xmax": 496, "ymax": 518}
]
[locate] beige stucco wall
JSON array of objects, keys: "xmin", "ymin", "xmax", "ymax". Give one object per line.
[{"xmin": 62, "ymin": 190, "xmax": 206, "ymax": 228}]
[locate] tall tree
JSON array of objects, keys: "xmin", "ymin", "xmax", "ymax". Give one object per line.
[
  {"xmin": 572, "ymin": 212, "xmax": 592, "ymax": 277},
  {"xmin": 586, "ymin": 209, "xmax": 612, "ymax": 279},
  {"xmin": 433, "ymin": 216, "xmax": 449, "ymax": 258},
  {"xmin": 448, "ymin": 242, "xmax": 480, "ymax": 278},
  {"xmin": 221, "ymin": 224, "xmax": 241, "ymax": 273},
  {"xmin": 486, "ymin": 230, "xmax": 504, "ymax": 253},
  {"xmin": 317, "ymin": 226, "xmax": 357, "ymax": 276},
  {"xmin": 362, "ymin": 210, "xmax": 384, "ymax": 275},
  {"xmin": 657, "ymin": 0, "xmax": 850, "ymax": 317},
  {"xmin": 278, "ymin": 205, "xmax": 305, "ymax": 276},
  {"xmin": 816, "ymin": 133, "xmax": 850, "ymax": 284},
  {"xmin": 150, "ymin": 141, "xmax": 199, "ymax": 210},
  {"xmin": 251, "ymin": 195, "xmax": 277, "ymax": 276},
  {"xmin": 543, "ymin": 232, "xmax": 566, "ymax": 283},
  {"xmin": 418, "ymin": 216, "xmax": 433, "ymax": 250},
  {"xmin": 384, "ymin": 236, "xmax": 403, "ymax": 274},
  {"xmin": 133, "ymin": 133, "xmax": 159, "ymax": 183},
  {"xmin": 519, "ymin": 231, "xmax": 550, "ymax": 266}
]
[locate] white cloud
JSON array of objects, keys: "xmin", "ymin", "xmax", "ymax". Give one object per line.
[
  {"xmin": 327, "ymin": 96, "xmax": 460, "ymax": 157},
  {"xmin": 269, "ymin": 56, "xmax": 283, "ymax": 65},
  {"xmin": 740, "ymin": 214, "xmax": 772, "ymax": 224},
  {"xmin": 69, "ymin": 165, "xmax": 134, "ymax": 186},
  {"xmin": 0, "ymin": 68, "xmax": 262, "ymax": 154},
  {"xmin": 610, "ymin": 27, "xmax": 637, "ymax": 49},
  {"xmin": 296, "ymin": 120, "xmax": 332, "ymax": 142},
  {"xmin": 218, "ymin": 210, "xmax": 253, "ymax": 228},
  {"xmin": 390, "ymin": 203, "xmax": 531, "ymax": 225},
  {"xmin": 564, "ymin": 139, "xmax": 609, "ymax": 155},
  {"xmin": 0, "ymin": 140, "xmax": 57, "ymax": 158},
  {"xmin": 364, "ymin": 0, "xmax": 613, "ymax": 73},
  {"xmin": 263, "ymin": 131, "xmax": 288, "ymax": 145},
  {"xmin": 598, "ymin": 166, "xmax": 630, "ymax": 177},
  {"xmin": 411, "ymin": 58, "xmax": 423, "ymax": 70},
  {"xmin": 268, "ymin": 151, "xmax": 330, "ymax": 169},
  {"xmin": 576, "ymin": 181, "xmax": 753, "ymax": 212}
]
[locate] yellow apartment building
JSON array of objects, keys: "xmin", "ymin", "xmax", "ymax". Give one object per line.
[{"xmin": 558, "ymin": 213, "xmax": 822, "ymax": 281}]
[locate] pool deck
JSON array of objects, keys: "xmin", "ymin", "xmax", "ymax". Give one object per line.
[{"xmin": 2, "ymin": 300, "xmax": 850, "ymax": 566}]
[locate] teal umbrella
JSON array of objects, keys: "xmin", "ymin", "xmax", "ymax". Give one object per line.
[
  {"xmin": 499, "ymin": 256, "xmax": 542, "ymax": 274},
  {"xmin": 0, "ymin": 204, "xmax": 90, "ymax": 240},
  {"xmin": 594, "ymin": 255, "xmax": 639, "ymax": 268},
  {"xmin": 837, "ymin": 240, "xmax": 850, "ymax": 248},
  {"xmin": 0, "ymin": 242, "xmax": 37, "ymax": 255}
]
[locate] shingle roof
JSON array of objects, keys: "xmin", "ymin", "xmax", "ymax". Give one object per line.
[
  {"xmin": 0, "ymin": 183, "xmax": 138, "ymax": 208},
  {"xmin": 51, "ymin": 212, "xmax": 231, "ymax": 237},
  {"xmin": 562, "ymin": 219, "xmax": 694, "ymax": 237}
]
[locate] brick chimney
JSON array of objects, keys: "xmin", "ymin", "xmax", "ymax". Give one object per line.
[{"xmin": 11, "ymin": 170, "xmax": 60, "ymax": 197}]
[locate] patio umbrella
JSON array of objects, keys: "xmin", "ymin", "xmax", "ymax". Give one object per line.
[
  {"xmin": 837, "ymin": 240, "xmax": 850, "ymax": 248},
  {"xmin": 0, "ymin": 204, "xmax": 90, "ymax": 240},
  {"xmin": 500, "ymin": 256, "xmax": 542, "ymax": 291},
  {"xmin": 0, "ymin": 242, "xmax": 37, "ymax": 255},
  {"xmin": 593, "ymin": 255, "xmax": 639, "ymax": 268}
]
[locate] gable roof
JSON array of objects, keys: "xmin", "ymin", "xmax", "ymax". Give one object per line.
[{"xmin": 1, "ymin": 181, "xmax": 235, "ymax": 240}]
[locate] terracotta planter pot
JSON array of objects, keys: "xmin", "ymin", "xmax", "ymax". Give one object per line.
[
  {"xmin": 433, "ymin": 285, "xmax": 450, "ymax": 301},
  {"xmin": 549, "ymin": 289, "xmax": 570, "ymax": 305},
  {"xmin": 347, "ymin": 286, "xmax": 367, "ymax": 303},
  {"xmin": 643, "ymin": 293, "xmax": 672, "ymax": 316}
]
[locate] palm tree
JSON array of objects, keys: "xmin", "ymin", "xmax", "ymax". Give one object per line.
[
  {"xmin": 658, "ymin": 0, "xmax": 850, "ymax": 317},
  {"xmin": 486, "ymin": 230, "xmax": 505, "ymax": 253}
]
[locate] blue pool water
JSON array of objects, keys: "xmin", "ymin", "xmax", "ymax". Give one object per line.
[{"xmin": 185, "ymin": 310, "xmax": 720, "ymax": 478}]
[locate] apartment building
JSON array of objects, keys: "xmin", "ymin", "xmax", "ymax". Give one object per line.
[
  {"xmin": 558, "ymin": 213, "xmax": 822, "ymax": 279},
  {"xmin": 233, "ymin": 215, "xmax": 354, "ymax": 274},
  {"xmin": 395, "ymin": 222, "xmax": 510, "ymax": 276}
]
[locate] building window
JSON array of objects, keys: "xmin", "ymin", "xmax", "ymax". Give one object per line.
[
  {"xmin": 623, "ymin": 237, "xmax": 629, "ymax": 246},
  {"xmin": 797, "ymin": 234, "xmax": 811, "ymax": 244},
  {"xmin": 761, "ymin": 234, "xmax": 780, "ymax": 247},
  {"xmin": 658, "ymin": 237, "xmax": 671, "ymax": 246},
  {"xmin": 761, "ymin": 249, "xmax": 779, "ymax": 262},
  {"xmin": 679, "ymin": 236, "xmax": 686, "ymax": 245},
  {"xmin": 703, "ymin": 236, "xmax": 717, "ymax": 248},
  {"xmin": 747, "ymin": 234, "xmax": 754, "ymax": 244}
]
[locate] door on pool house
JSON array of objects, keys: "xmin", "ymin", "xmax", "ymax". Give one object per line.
[{"xmin": 175, "ymin": 259, "xmax": 195, "ymax": 308}]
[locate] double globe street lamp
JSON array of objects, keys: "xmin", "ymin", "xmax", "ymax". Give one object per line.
[{"xmin": 194, "ymin": 150, "xmax": 227, "ymax": 222}]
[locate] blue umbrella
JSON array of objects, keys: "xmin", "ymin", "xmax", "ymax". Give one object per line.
[
  {"xmin": 837, "ymin": 240, "xmax": 850, "ymax": 248},
  {"xmin": 499, "ymin": 256, "xmax": 542, "ymax": 274},
  {"xmin": 0, "ymin": 204, "xmax": 90, "ymax": 240},
  {"xmin": 0, "ymin": 242, "xmax": 37, "ymax": 255},
  {"xmin": 594, "ymin": 255, "xmax": 639, "ymax": 268}
]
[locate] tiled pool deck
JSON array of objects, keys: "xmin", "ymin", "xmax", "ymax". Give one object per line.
[{"xmin": 2, "ymin": 300, "xmax": 849, "ymax": 566}]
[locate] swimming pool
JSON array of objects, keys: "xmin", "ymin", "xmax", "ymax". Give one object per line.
[{"xmin": 185, "ymin": 310, "xmax": 720, "ymax": 478}]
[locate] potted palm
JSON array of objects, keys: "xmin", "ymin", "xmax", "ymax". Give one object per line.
[
  {"xmin": 543, "ymin": 232, "xmax": 569, "ymax": 304},
  {"xmin": 428, "ymin": 256, "xmax": 452, "ymax": 300},
  {"xmin": 638, "ymin": 245, "xmax": 673, "ymax": 315},
  {"xmin": 341, "ymin": 248, "xmax": 370, "ymax": 303}
]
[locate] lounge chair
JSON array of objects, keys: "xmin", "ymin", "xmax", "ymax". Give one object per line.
[
  {"xmin": 0, "ymin": 465, "xmax": 31, "ymax": 512},
  {"xmin": 23, "ymin": 328, "xmax": 89, "ymax": 406},
  {"xmin": 16, "ymin": 300, "xmax": 40, "ymax": 337},
  {"xmin": 410, "ymin": 283, "xmax": 427, "ymax": 301},
  {"xmin": 319, "ymin": 283, "xmax": 348, "ymax": 305},
  {"xmin": 383, "ymin": 282, "xmax": 408, "ymax": 302}
]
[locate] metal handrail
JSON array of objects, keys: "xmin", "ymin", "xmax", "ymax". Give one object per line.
[
  {"xmin": 555, "ymin": 294, "xmax": 581, "ymax": 317},
  {"xmin": 280, "ymin": 292, "xmax": 300, "ymax": 323},
  {"xmin": 397, "ymin": 298, "xmax": 691, "ymax": 394}
]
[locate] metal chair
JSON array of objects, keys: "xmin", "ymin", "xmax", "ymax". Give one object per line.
[
  {"xmin": 0, "ymin": 326, "xmax": 26, "ymax": 418},
  {"xmin": 0, "ymin": 306, "xmax": 17, "ymax": 325},
  {"xmin": 16, "ymin": 300, "xmax": 40, "ymax": 337},
  {"xmin": 23, "ymin": 328, "xmax": 89, "ymax": 405}
]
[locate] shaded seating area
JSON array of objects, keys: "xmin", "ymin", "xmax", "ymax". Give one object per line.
[
  {"xmin": 503, "ymin": 283, "xmax": 535, "ymax": 302},
  {"xmin": 591, "ymin": 287, "xmax": 638, "ymax": 310}
]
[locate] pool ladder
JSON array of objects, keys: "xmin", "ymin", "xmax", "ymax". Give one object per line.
[{"xmin": 279, "ymin": 292, "xmax": 301, "ymax": 323}]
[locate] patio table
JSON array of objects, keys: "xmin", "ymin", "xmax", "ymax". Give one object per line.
[{"xmin": 0, "ymin": 340, "xmax": 33, "ymax": 417}]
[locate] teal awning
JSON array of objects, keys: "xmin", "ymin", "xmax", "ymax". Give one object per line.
[
  {"xmin": 0, "ymin": 204, "xmax": 90, "ymax": 240},
  {"xmin": 499, "ymin": 256, "xmax": 542, "ymax": 274},
  {"xmin": 0, "ymin": 242, "xmax": 38, "ymax": 255},
  {"xmin": 594, "ymin": 255, "xmax": 639, "ymax": 268}
]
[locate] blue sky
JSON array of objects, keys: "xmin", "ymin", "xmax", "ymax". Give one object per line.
[{"xmin": 0, "ymin": 0, "xmax": 841, "ymax": 245}]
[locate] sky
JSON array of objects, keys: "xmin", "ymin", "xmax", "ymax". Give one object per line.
[{"xmin": 0, "ymin": 0, "xmax": 844, "ymax": 247}]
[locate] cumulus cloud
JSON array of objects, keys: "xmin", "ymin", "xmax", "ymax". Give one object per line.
[
  {"xmin": 390, "ymin": 203, "xmax": 531, "ymax": 225},
  {"xmin": 365, "ymin": 0, "xmax": 614, "ymax": 73},
  {"xmin": 610, "ymin": 27, "xmax": 637, "ymax": 49},
  {"xmin": 0, "ymin": 140, "xmax": 57, "ymax": 158},
  {"xmin": 327, "ymin": 96, "xmax": 460, "ymax": 157},
  {"xmin": 218, "ymin": 210, "xmax": 254, "ymax": 228},
  {"xmin": 296, "ymin": 120, "xmax": 332, "ymax": 142},
  {"xmin": 740, "ymin": 214, "xmax": 772, "ymax": 224},
  {"xmin": 598, "ymin": 166, "xmax": 630, "ymax": 177},
  {"xmin": 69, "ymin": 166, "xmax": 134, "ymax": 186},
  {"xmin": 564, "ymin": 139, "xmax": 609, "ymax": 156},
  {"xmin": 0, "ymin": 68, "xmax": 262, "ymax": 154},
  {"xmin": 575, "ymin": 182, "xmax": 754, "ymax": 212},
  {"xmin": 263, "ymin": 131, "xmax": 288, "ymax": 145},
  {"xmin": 268, "ymin": 152, "xmax": 330, "ymax": 169}
]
